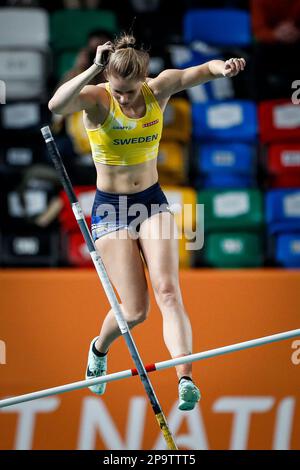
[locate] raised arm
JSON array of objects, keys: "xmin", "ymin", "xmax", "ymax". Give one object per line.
[
  {"xmin": 150, "ymin": 58, "xmax": 246, "ymax": 100},
  {"xmin": 48, "ymin": 41, "xmax": 114, "ymax": 116}
]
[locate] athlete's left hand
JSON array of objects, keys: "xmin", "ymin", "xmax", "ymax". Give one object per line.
[{"xmin": 222, "ymin": 58, "xmax": 246, "ymax": 77}]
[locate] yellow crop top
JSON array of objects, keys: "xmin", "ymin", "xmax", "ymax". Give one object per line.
[{"xmin": 84, "ymin": 81, "xmax": 163, "ymax": 166}]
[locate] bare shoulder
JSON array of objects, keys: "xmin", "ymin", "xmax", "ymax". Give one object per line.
[
  {"xmin": 83, "ymin": 83, "xmax": 110, "ymax": 126},
  {"xmin": 95, "ymin": 82, "xmax": 109, "ymax": 97},
  {"xmin": 95, "ymin": 82, "xmax": 107, "ymax": 90},
  {"xmin": 146, "ymin": 76, "xmax": 158, "ymax": 95},
  {"xmin": 146, "ymin": 76, "xmax": 171, "ymax": 111},
  {"xmin": 146, "ymin": 69, "xmax": 182, "ymax": 97},
  {"xmin": 86, "ymin": 82, "xmax": 109, "ymax": 108}
]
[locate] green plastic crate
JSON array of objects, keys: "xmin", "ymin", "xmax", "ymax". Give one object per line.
[
  {"xmin": 204, "ymin": 232, "xmax": 264, "ymax": 268},
  {"xmin": 50, "ymin": 9, "xmax": 118, "ymax": 51},
  {"xmin": 56, "ymin": 51, "xmax": 78, "ymax": 79},
  {"xmin": 197, "ymin": 189, "xmax": 264, "ymax": 232}
]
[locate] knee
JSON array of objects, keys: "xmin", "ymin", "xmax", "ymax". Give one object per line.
[
  {"xmin": 154, "ymin": 281, "xmax": 182, "ymax": 307},
  {"xmin": 125, "ymin": 294, "xmax": 150, "ymax": 326}
]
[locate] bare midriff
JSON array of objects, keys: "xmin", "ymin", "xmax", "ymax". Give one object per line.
[{"xmin": 95, "ymin": 158, "xmax": 159, "ymax": 194}]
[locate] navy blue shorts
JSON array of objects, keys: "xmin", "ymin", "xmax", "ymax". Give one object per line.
[{"xmin": 91, "ymin": 181, "xmax": 172, "ymax": 241}]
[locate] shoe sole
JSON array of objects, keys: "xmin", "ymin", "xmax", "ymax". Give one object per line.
[
  {"xmin": 178, "ymin": 387, "xmax": 201, "ymax": 411},
  {"xmin": 178, "ymin": 399, "xmax": 198, "ymax": 411}
]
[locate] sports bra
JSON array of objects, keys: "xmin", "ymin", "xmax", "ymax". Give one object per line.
[{"xmin": 85, "ymin": 81, "xmax": 163, "ymax": 166}]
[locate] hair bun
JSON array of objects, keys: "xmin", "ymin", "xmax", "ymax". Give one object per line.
[
  {"xmin": 114, "ymin": 34, "xmax": 136, "ymax": 50},
  {"xmin": 107, "ymin": 32, "xmax": 149, "ymax": 80}
]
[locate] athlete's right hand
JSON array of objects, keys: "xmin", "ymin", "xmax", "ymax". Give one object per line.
[{"xmin": 94, "ymin": 42, "xmax": 115, "ymax": 68}]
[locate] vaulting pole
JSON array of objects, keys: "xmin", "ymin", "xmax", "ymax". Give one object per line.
[{"xmin": 1, "ymin": 328, "xmax": 298, "ymax": 409}]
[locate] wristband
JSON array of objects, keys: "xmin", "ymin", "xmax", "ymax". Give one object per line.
[{"xmin": 93, "ymin": 58, "xmax": 105, "ymax": 69}]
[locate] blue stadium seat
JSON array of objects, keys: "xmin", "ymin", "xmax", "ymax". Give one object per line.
[
  {"xmin": 169, "ymin": 46, "xmax": 217, "ymax": 70},
  {"xmin": 199, "ymin": 143, "xmax": 256, "ymax": 188},
  {"xmin": 199, "ymin": 143, "xmax": 255, "ymax": 173},
  {"xmin": 266, "ymin": 190, "xmax": 300, "ymax": 235},
  {"xmin": 192, "ymin": 100, "xmax": 258, "ymax": 142},
  {"xmin": 183, "ymin": 9, "xmax": 252, "ymax": 47},
  {"xmin": 169, "ymin": 45, "xmax": 234, "ymax": 103},
  {"xmin": 276, "ymin": 234, "xmax": 300, "ymax": 268},
  {"xmin": 203, "ymin": 174, "xmax": 255, "ymax": 189}
]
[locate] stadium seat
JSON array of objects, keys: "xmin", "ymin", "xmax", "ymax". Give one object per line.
[
  {"xmin": 65, "ymin": 111, "xmax": 91, "ymax": 156},
  {"xmin": 259, "ymin": 100, "xmax": 300, "ymax": 144},
  {"xmin": 163, "ymin": 186, "xmax": 197, "ymax": 267},
  {"xmin": 203, "ymin": 174, "xmax": 255, "ymax": 189},
  {"xmin": 186, "ymin": 80, "xmax": 234, "ymax": 104},
  {"xmin": 0, "ymin": 231, "xmax": 60, "ymax": 267},
  {"xmin": 265, "ymin": 189, "xmax": 300, "ymax": 235},
  {"xmin": 204, "ymin": 232, "xmax": 263, "ymax": 268},
  {"xmin": 0, "ymin": 102, "xmax": 49, "ymax": 137},
  {"xmin": 162, "ymin": 98, "xmax": 191, "ymax": 143},
  {"xmin": 169, "ymin": 45, "xmax": 219, "ymax": 70},
  {"xmin": 267, "ymin": 144, "xmax": 300, "ymax": 188},
  {"xmin": 270, "ymin": 175, "xmax": 300, "ymax": 189},
  {"xmin": 0, "ymin": 7, "xmax": 49, "ymax": 50},
  {"xmin": 59, "ymin": 186, "xmax": 95, "ymax": 233},
  {"xmin": 0, "ymin": 140, "xmax": 44, "ymax": 170},
  {"xmin": 63, "ymin": 231, "xmax": 92, "ymax": 267},
  {"xmin": 198, "ymin": 143, "xmax": 256, "ymax": 188},
  {"xmin": 0, "ymin": 50, "xmax": 47, "ymax": 100},
  {"xmin": 197, "ymin": 189, "xmax": 264, "ymax": 232},
  {"xmin": 276, "ymin": 233, "xmax": 300, "ymax": 268},
  {"xmin": 148, "ymin": 54, "xmax": 167, "ymax": 76},
  {"xmin": 183, "ymin": 9, "xmax": 252, "ymax": 47},
  {"xmin": 157, "ymin": 142, "xmax": 187, "ymax": 185},
  {"xmin": 192, "ymin": 100, "xmax": 258, "ymax": 142},
  {"xmin": 56, "ymin": 51, "xmax": 78, "ymax": 80},
  {"xmin": 50, "ymin": 9, "xmax": 118, "ymax": 52},
  {"xmin": 169, "ymin": 45, "xmax": 234, "ymax": 103},
  {"xmin": 0, "ymin": 169, "xmax": 60, "ymax": 231}
]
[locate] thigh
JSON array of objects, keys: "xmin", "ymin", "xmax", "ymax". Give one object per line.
[
  {"xmin": 138, "ymin": 212, "xmax": 180, "ymax": 292},
  {"xmin": 95, "ymin": 229, "xmax": 149, "ymax": 313}
]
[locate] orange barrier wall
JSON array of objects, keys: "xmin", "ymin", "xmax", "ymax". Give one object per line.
[{"xmin": 0, "ymin": 269, "xmax": 299, "ymax": 450}]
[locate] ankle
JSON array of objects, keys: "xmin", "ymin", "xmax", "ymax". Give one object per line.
[
  {"xmin": 92, "ymin": 340, "xmax": 108, "ymax": 357},
  {"xmin": 178, "ymin": 375, "xmax": 193, "ymax": 384}
]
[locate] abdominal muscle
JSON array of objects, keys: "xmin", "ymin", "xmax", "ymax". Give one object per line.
[{"xmin": 95, "ymin": 158, "xmax": 159, "ymax": 194}]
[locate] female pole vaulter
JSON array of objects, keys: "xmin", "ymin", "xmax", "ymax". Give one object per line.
[{"xmin": 48, "ymin": 33, "xmax": 245, "ymax": 411}]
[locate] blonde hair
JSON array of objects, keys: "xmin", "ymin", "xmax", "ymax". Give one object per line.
[{"xmin": 106, "ymin": 34, "xmax": 149, "ymax": 80}]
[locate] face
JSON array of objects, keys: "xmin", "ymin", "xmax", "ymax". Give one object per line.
[{"xmin": 108, "ymin": 75, "xmax": 143, "ymax": 108}]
